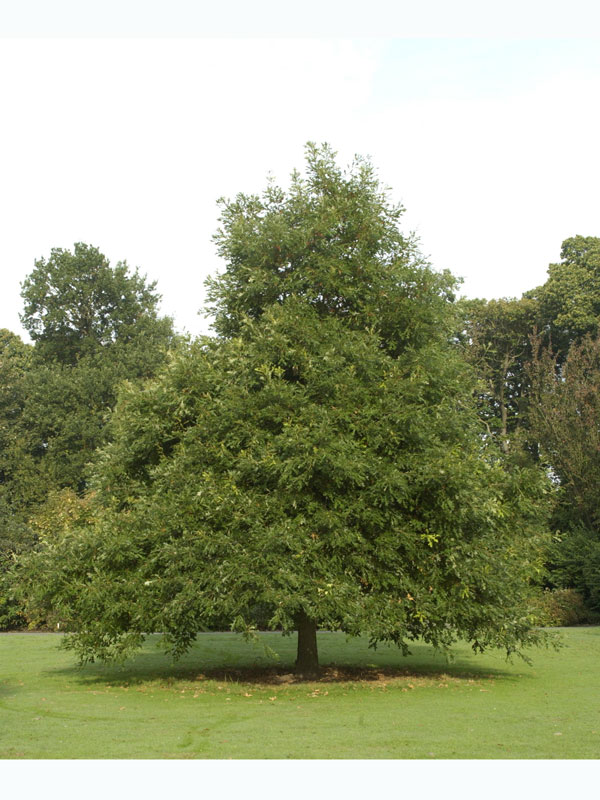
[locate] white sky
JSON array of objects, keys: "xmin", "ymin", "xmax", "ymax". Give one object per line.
[{"xmin": 1, "ymin": 17, "xmax": 600, "ymax": 342}]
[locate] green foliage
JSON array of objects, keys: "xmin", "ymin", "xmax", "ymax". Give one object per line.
[
  {"xmin": 459, "ymin": 237, "xmax": 600, "ymax": 456},
  {"xmin": 0, "ymin": 331, "xmax": 37, "ymax": 506},
  {"xmin": 0, "ymin": 328, "xmax": 31, "ymax": 421},
  {"xmin": 207, "ymin": 142, "xmax": 457, "ymax": 355},
  {"xmin": 459, "ymin": 296, "xmax": 539, "ymax": 449},
  {"xmin": 456, "ymin": 239, "xmax": 600, "ymax": 617},
  {"xmin": 15, "ymin": 242, "xmax": 176, "ymax": 493},
  {"xmin": 21, "ymin": 146, "xmax": 553, "ymax": 666},
  {"xmin": 0, "ymin": 509, "xmax": 35, "ymax": 629},
  {"xmin": 527, "ymin": 235, "xmax": 600, "ymax": 353},
  {"xmin": 529, "ymin": 333, "xmax": 600, "ymax": 529},
  {"xmin": 530, "ymin": 587, "xmax": 595, "ymax": 627},
  {"xmin": 0, "ymin": 330, "xmax": 36, "ymax": 629},
  {"xmin": 1, "ymin": 245, "xmax": 176, "ymax": 629},
  {"xmin": 528, "ymin": 333, "xmax": 600, "ymax": 612},
  {"xmin": 20, "ymin": 242, "xmax": 170, "ymax": 365},
  {"xmin": 546, "ymin": 525, "xmax": 600, "ymax": 614}
]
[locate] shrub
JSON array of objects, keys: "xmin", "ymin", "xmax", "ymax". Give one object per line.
[{"xmin": 531, "ymin": 588, "xmax": 597, "ymax": 627}]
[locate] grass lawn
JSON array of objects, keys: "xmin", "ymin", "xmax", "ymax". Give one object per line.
[{"xmin": 1, "ymin": 627, "xmax": 599, "ymax": 759}]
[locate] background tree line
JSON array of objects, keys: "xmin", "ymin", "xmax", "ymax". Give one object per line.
[
  {"xmin": 0, "ymin": 244, "xmax": 176, "ymax": 627},
  {"xmin": 1, "ymin": 148, "xmax": 599, "ymax": 668},
  {"xmin": 460, "ymin": 235, "xmax": 600, "ymax": 620}
]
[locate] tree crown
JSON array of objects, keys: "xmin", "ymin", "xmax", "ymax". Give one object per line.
[
  {"xmin": 21, "ymin": 243, "xmax": 168, "ymax": 364},
  {"xmin": 207, "ymin": 143, "xmax": 457, "ymax": 355}
]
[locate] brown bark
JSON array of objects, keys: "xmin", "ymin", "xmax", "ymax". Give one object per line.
[{"xmin": 295, "ymin": 610, "xmax": 319, "ymax": 675}]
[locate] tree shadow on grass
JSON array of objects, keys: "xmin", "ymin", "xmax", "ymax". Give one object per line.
[{"xmin": 46, "ymin": 635, "xmax": 528, "ymax": 687}]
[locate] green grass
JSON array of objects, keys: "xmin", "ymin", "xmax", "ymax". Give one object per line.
[{"xmin": 1, "ymin": 628, "xmax": 599, "ymax": 759}]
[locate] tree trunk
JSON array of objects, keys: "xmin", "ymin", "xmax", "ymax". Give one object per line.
[{"xmin": 295, "ymin": 611, "xmax": 319, "ymax": 675}]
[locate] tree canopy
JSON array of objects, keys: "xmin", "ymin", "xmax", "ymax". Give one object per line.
[
  {"xmin": 0, "ymin": 330, "xmax": 35, "ymax": 628},
  {"xmin": 527, "ymin": 235, "xmax": 600, "ymax": 354},
  {"xmin": 16, "ymin": 243, "xmax": 176, "ymax": 493},
  {"xmin": 459, "ymin": 296, "xmax": 539, "ymax": 451},
  {"xmin": 207, "ymin": 142, "xmax": 456, "ymax": 355},
  {"xmin": 21, "ymin": 145, "xmax": 552, "ymax": 670},
  {"xmin": 528, "ymin": 333, "xmax": 600, "ymax": 611},
  {"xmin": 458, "ymin": 237, "xmax": 600, "ymax": 621},
  {"xmin": 20, "ymin": 242, "xmax": 170, "ymax": 365},
  {"xmin": 1, "ymin": 244, "xmax": 176, "ymax": 628}
]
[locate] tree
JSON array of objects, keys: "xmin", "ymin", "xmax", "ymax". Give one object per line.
[
  {"xmin": 1, "ymin": 246, "xmax": 176, "ymax": 629},
  {"xmin": 21, "ymin": 146, "xmax": 552, "ymax": 671},
  {"xmin": 0, "ymin": 329, "xmax": 33, "ymax": 509},
  {"xmin": 0, "ymin": 330, "xmax": 36, "ymax": 628},
  {"xmin": 459, "ymin": 297, "xmax": 539, "ymax": 452},
  {"xmin": 529, "ymin": 333, "xmax": 600, "ymax": 528},
  {"xmin": 17, "ymin": 243, "xmax": 176, "ymax": 493},
  {"xmin": 528, "ymin": 333, "xmax": 600, "ymax": 610},
  {"xmin": 526, "ymin": 236, "xmax": 600, "ymax": 354},
  {"xmin": 20, "ymin": 243, "xmax": 171, "ymax": 365},
  {"xmin": 459, "ymin": 238, "xmax": 600, "ymax": 454}
]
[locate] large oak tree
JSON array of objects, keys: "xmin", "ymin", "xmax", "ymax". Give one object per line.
[{"xmin": 22, "ymin": 146, "xmax": 552, "ymax": 670}]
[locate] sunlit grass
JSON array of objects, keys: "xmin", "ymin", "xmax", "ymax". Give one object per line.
[{"xmin": 1, "ymin": 628, "xmax": 599, "ymax": 758}]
